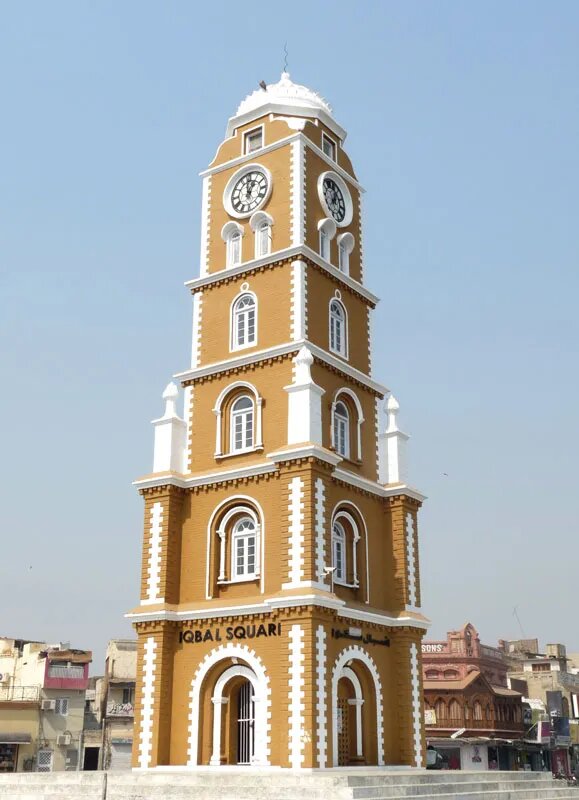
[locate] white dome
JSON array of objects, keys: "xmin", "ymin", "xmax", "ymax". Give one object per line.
[{"xmin": 235, "ymin": 72, "xmax": 333, "ymax": 118}]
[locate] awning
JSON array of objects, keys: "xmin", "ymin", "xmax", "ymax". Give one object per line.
[{"xmin": 0, "ymin": 733, "xmax": 31, "ymax": 744}]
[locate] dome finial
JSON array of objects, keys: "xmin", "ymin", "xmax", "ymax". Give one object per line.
[{"xmin": 283, "ymin": 41, "xmax": 289, "ymax": 74}]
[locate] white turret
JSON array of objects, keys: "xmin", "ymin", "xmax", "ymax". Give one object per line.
[
  {"xmin": 152, "ymin": 382, "xmax": 187, "ymax": 473},
  {"xmin": 284, "ymin": 346, "xmax": 325, "ymax": 445},
  {"xmin": 378, "ymin": 394, "xmax": 409, "ymax": 485}
]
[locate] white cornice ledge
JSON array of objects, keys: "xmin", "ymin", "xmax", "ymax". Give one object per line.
[
  {"xmin": 333, "ymin": 467, "xmax": 426, "ymax": 502},
  {"xmin": 267, "ymin": 444, "xmax": 342, "ymax": 467},
  {"xmin": 183, "ymin": 246, "xmax": 378, "ymax": 306},
  {"xmin": 126, "ymin": 595, "xmax": 430, "ymax": 630},
  {"xmin": 133, "ymin": 462, "xmax": 277, "ymax": 492},
  {"xmin": 175, "ymin": 340, "xmax": 387, "ymax": 396}
]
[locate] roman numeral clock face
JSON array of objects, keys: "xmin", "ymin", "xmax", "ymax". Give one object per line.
[
  {"xmin": 322, "ymin": 177, "xmax": 346, "ymax": 223},
  {"xmin": 231, "ymin": 171, "xmax": 269, "ymax": 214},
  {"xmin": 317, "ymin": 170, "xmax": 353, "ymax": 227}
]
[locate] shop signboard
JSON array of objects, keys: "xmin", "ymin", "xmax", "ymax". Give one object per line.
[
  {"xmin": 537, "ymin": 720, "xmax": 551, "ymax": 744},
  {"xmin": 553, "ymin": 717, "xmax": 571, "ymax": 746},
  {"xmin": 424, "ymin": 709, "xmax": 436, "ymax": 725}
]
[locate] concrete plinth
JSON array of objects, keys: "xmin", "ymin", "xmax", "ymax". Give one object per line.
[{"xmin": 0, "ymin": 769, "xmax": 576, "ymax": 800}]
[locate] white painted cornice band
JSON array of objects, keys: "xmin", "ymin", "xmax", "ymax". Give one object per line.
[
  {"xmin": 184, "ymin": 246, "xmax": 379, "ymax": 307},
  {"xmin": 133, "ymin": 462, "xmax": 277, "ymax": 491},
  {"xmin": 200, "ymin": 132, "xmax": 362, "ymax": 193},
  {"xmin": 175, "ymin": 340, "xmax": 387, "ymax": 396},
  {"xmin": 126, "ymin": 595, "xmax": 430, "ymax": 630}
]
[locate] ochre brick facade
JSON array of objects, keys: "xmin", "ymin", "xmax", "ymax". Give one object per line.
[{"xmin": 130, "ymin": 73, "xmax": 428, "ymax": 770}]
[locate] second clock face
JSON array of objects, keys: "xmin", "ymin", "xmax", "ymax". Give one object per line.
[
  {"xmin": 322, "ymin": 176, "xmax": 346, "ymax": 223},
  {"xmin": 231, "ymin": 170, "xmax": 269, "ymax": 215}
]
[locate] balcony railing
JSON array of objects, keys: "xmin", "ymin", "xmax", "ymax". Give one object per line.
[
  {"xmin": 106, "ymin": 701, "xmax": 134, "ymax": 717},
  {"xmin": 428, "ymin": 717, "xmax": 524, "ymax": 733},
  {"xmin": 0, "ymin": 685, "xmax": 40, "ymax": 702}
]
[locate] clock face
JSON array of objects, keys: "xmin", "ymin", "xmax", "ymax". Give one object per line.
[
  {"xmin": 230, "ymin": 170, "xmax": 269, "ymax": 215},
  {"xmin": 322, "ymin": 176, "xmax": 346, "ymax": 223}
]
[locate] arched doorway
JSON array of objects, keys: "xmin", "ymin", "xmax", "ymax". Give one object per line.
[
  {"xmin": 188, "ymin": 645, "xmax": 271, "ymax": 767},
  {"xmin": 336, "ymin": 667, "xmax": 364, "ymax": 765},
  {"xmin": 331, "ymin": 647, "xmax": 384, "ymax": 766}
]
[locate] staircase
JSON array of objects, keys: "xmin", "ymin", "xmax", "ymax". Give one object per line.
[{"xmin": 1, "ymin": 769, "xmax": 578, "ymax": 800}]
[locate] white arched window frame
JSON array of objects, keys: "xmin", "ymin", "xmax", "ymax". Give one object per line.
[
  {"xmin": 329, "ymin": 296, "xmax": 348, "ymax": 358},
  {"xmin": 318, "ymin": 217, "xmax": 337, "ymax": 263},
  {"xmin": 230, "ymin": 395, "xmax": 254, "ymax": 453},
  {"xmin": 336, "ymin": 232, "xmax": 355, "ymax": 275},
  {"xmin": 331, "ymin": 511, "xmax": 361, "ymax": 588},
  {"xmin": 221, "ymin": 221, "xmax": 244, "ymax": 268},
  {"xmin": 213, "ymin": 382, "xmax": 263, "ymax": 458},
  {"xmin": 249, "ymin": 211, "xmax": 273, "ymax": 259},
  {"xmin": 332, "ymin": 401, "xmax": 350, "ymax": 459},
  {"xmin": 231, "ymin": 291, "xmax": 257, "ymax": 351},
  {"xmin": 340, "ymin": 666, "xmax": 364, "ymax": 760},
  {"xmin": 215, "ymin": 506, "xmax": 261, "ymax": 584},
  {"xmin": 231, "ymin": 515, "xmax": 258, "ymax": 580},
  {"xmin": 331, "ymin": 388, "xmax": 364, "ymax": 461}
]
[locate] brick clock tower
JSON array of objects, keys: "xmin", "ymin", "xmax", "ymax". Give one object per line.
[{"xmin": 128, "ymin": 73, "xmax": 429, "ymax": 770}]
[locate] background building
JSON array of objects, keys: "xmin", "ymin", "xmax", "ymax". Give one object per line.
[
  {"xmin": 0, "ymin": 638, "xmax": 91, "ymax": 773},
  {"xmin": 422, "ymin": 624, "xmax": 529, "ymax": 770}
]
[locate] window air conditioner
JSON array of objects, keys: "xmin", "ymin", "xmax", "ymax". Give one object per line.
[
  {"xmin": 57, "ymin": 733, "xmax": 72, "ymax": 747},
  {"xmin": 41, "ymin": 699, "xmax": 56, "ymax": 711}
]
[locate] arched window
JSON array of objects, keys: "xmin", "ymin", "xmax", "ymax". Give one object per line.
[
  {"xmin": 230, "ymin": 395, "xmax": 254, "ymax": 452},
  {"xmin": 449, "ymin": 699, "xmax": 462, "ymax": 720},
  {"xmin": 473, "ymin": 700, "xmax": 483, "ymax": 721},
  {"xmin": 250, "ymin": 211, "xmax": 273, "ymax": 259},
  {"xmin": 231, "ymin": 293, "xmax": 256, "ymax": 350},
  {"xmin": 333, "ymin": 401, "xmax": 349, "ymax": 458},
  {"xmin": 318, "ymin": 218, "xmax": 336, "ymax": 262},
  {"xmin": 329, "ymin": 298, "xmax": 347, "ymax": 357},
  {"xmin": 332, "ymin": 521, "xmax": 346, "ymax": 582},
  {"xmin": 222, "ymin": 221, "xmax": 244, "ymax": 268},
  {"xmin": 434, "ymin": 699, "xmax": 447, "ymax": 720},
  {"xmin": 212, "ymin": 503, "xmax": 262, "ymax": 588},
  {"xmin": 425, "ymin": 669, "xmax": 440, "ymax": 680},
  {"xmin": 231, "ymin": 516, "xmax": 257, "ymax": 579},
  {"xmin": 336, "ymin": 232, "xmax": 355, "ymax": 275},
  {"xmin": 330, "ymin": 509, "xmax": 362, "ymax": 590}
]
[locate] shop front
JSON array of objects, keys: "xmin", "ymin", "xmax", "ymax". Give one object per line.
[{"xmin": 0, "ymin": 734, "xmax": 32, "ymax": 773}]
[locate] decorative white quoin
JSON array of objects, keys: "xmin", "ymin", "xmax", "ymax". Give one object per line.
[
  {"xmin": 410, "ymin": 642, "xmax": 424, "ymax": 768},
  {"xmin": 290, "ymin": 260, "xmax": 307, "ymax": 341},
  {"xmin": 284, "ymin": 346, "xmax": 325, "ymax": 445},
  {"xmin": 138, "ymin": 637, "xmax": 157, "ymax": 769},
  {"xmin": 378, "ymin": 394, "xmax": 409, "ymax": 484},
  {"xmin": 143, "ymin": 502, "xmax": 164, "ymax": 605},
  {"xmin": 284, "ymin": 476, "xmax": 305, "ymax": 588},
  {"xmin": 188, "ymin": 644, "xmax": 271, "ymax": 767},
  {"xmin": 290, "ymin": 139, "xmax": 305, "ymax": 247},
  {"xmin": 288, "ymin": 624, "xmax": 305, "ymax": 768},
  {"xmin": 405, "ymin": 512, "xmax": 418, "ymax": 610},
  {"xmin": 315, "ymin": 478, "xmax": 329, "ymax": 590},
  {"xmin": 316, "ymin": 626, "xmax": 328, "ymax": 768},
  {"xmin": 152, "ymin": 382, "xmax": 187, "ymax": 473}
]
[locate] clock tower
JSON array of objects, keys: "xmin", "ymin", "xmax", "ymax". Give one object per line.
[{"xmin": 128, "ymin": 72, "xmax": 429, "ymax": 770}]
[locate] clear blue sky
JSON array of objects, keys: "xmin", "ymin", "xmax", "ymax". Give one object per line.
[{"xmin": 1, "ymin": 2, "xmax": 578, "ymax": 671}]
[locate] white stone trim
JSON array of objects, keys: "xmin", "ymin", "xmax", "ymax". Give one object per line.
[
  {"xmin": 366, "ymin": 306, "xmax": 372, "ymax": 376},
  {"xmin": 315, "ymin": 478, "xmax": 329, "ymax": 589},
  {"xmin": 290, "ymin": 260, "xmax": 307, "ymax": 341},
  {"xmin": 374, "ymin": 397, "xmax": 381, "ymax": 480},
  {"xmin": 185, "ymin": 245, "xmax": 378, "ymax": 306},
  {"xmin": 191, "ymin": 291, "xmax": 203, "ymax": 369},
  {"xmin": 144, "ymin": 503, "xmax": 163, "ymax": 604},
  {"xmin": 288, "ymin": 624, "xmax": 305, "ymax": 768},
  {"xmin": 358, "ymin": 189, "xmax": 364, "ymax": 281},
  {"xmin": 135, "ymin": 462, "xmax": 276, "ymax": 493},
  {"xmin": 176, "ymin": 339, "xmax": 387, "ymax": 396},
  {"xmin": 283, "ymin": 476, "xmax": 305, "ymax": 587},
  {"xmin": 410, "ymin": 642, "xmax": 423, "ymax": 768},
  {"xmin": 138, "ymin": 637, "xmax": 157, "ymax": 769},
  {"xmin": 188, "ymin": 644, "xmax": 271, "ymax": 766},
  {"xmin": 329, "ymin": 500, "xmax": 370, "ymax": 604},
  {"xmin": 185, "ymin": 385, "xmax": 194, "ymax": 472},
  {"xmin": 331, "ymin": 647, "xmax": 384, "ymax": 767},
  {"xmin": 342, "ymin": 666, "xmax": 364, "ymax": 758},
  {"xmin": 405, "ymin": 512, "xmax": 417, "ymax": 609},
  {"xmin": 127, "ymin": 597, "xmax": 430, "ymax": 630},
  {"xmin": 212, "ymin": 380, "xmax": 263, "ymax": 457},
  {"xmin": 315, "ymin": 626, "xmax": 328, "ymax": 768},
  {"xmin": 206, "ymin": 495, "xmax": 266, "ymax": 599},
  {"xmin": 201, "ymin": 132, "xmax": 299, "ymax": 178},
  {"xmin": 290, "ymin": 139, "xmax": 305, "ymax": 247},
  {"xmin": 199, "ymin": 176, "xmax": 211, "ymax": 278},
  {"xmin": 210, "ymin": 664, "xmax": 256, "ymax": 766},
  {"xmin": 333, "ymin": 466, "xmax": 426, "ymax": 503}
]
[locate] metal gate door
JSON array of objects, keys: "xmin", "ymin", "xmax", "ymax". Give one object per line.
[
  {"xmin": 337, "ymin": 697, "xmax": 350, "ymax": 766},
  {"xmin": 236, "ymin": 680, "xmax": 255, "ymax": 765}
]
